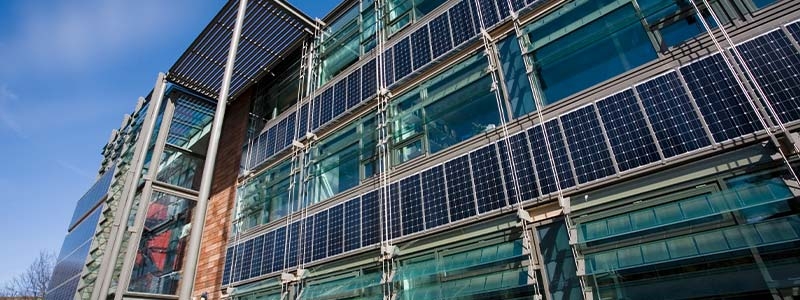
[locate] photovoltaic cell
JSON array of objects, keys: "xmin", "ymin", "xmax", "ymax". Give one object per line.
[
  {"xmin": 233, "ymin": 243, "xmax": 246, "ymax": 282},
  {"xmin": 347, "ymin": 69, "xmax": 362, "ymax": 109},
  {"xmin": 260, "ymin": 231, "xmax": 275, "ymax": 275},
  {"xmin": 680, "ymin": 53, "xmax": 759, "ymax": 142},
  {"xmin": 266, "ymin": 127, "xmax": 276, "ymax": 158},
  {"xmin": 284, "ymin": 112, "xmax": 296, "ymax": 147},
  {"xmin": 312, "ymin": 95, "xmax": 322, "ymax": 130},
  {"xmin": 361, "ymin": 191, "xmax": 381, "ymax": 246},
  {"xmin": 388, "ymin": 183, "xmax": 402, "ymax": 239},
  {"xmin": 249, "ymin": 235, "xmax": 265, "ymax": 278},
  {"xmin": 297, "ymin": 102, "xmax": 309, "ymax": 139},
  {"xmin": 384, "ymin": 48, "xmax": 395, "ymax": 87},
  {"xmin": 320, "ymin": 88, "xmax": 334, "ymax": 127},
  {"xmin": 344, "ymin": 197, "xmax": 361, "ymax": 251},
  {"xmin": 449, "ymin": 0, "xmax": 476, "ymax": 47},
  {"xmin": 470, "ymin": 144, "xmax": 506, "ymax": 213},
  {"xmin": 302, "ymin": 217, "xmax": 314, "ymax": 264},
  {"xmin": 510, "ymin": 0, "xmax": 525, "ymax": 11},
  {"xmin": 394, "ymin": 38, "xmax": 413, "ymax": 81},
  {"xmin": 255, "ymin": 133, "xmax": 267, "ymax": 167},
  {"xmin": 421, "ymin": 165, "xmax": 449, "ymax": 228},
  {"xmin": 222, "ymin": 247, "xmax": 233, "ymax": 285},
  {"xmin": 636, "ymin": 72, "xmax": 710, "ymax": 158},
  {"xmin": 412, "ymin": 26, "xmax": 432, "ymax": 70},
  {"xmin": 496, "ymin": 0, "xmax": 511, "ymax": 20},
  {"xmin": 736, "ymin": 30, "xmax": 800, "ymax": 123},
  {"xmin": 477, "ymin": 0, "xmax": 500, "ymax": 28},
  {"xmin": 497, "ymin": 132, "xmax": 538, "ymax": 204},
  {"xmin": 400, "ymin": 175, "xmax": 424, "ymax": 236},
  {"xmin": 787, "ymin": 22, "xmax": 800, "ymax": 43},
  {"xmin": 286, "ymin": 221, "xmax": 300, "ymax": 269},
  {"xmin": 596, "ymin": 89, "xmax": 660, "ymax": 171},
  {"xmin": 328, "ymin": 204, "xmax": 344, "ymax": 257},
  {"xmin": 445, "ymin": 155, "xmax": 477, "ymax": 221},
  {"xmin": 560, "ymin": 105, "xmax": 616, "ymax": 184},
  {"xmin": 362, "ymin": 60, "xmax": 377, "ymax": 101},
  {"xmin": 312, "ymin": 210, "xmax": 328, "ymax": 261},
  {"xmin": 275, "ymin": 118, "xmax": 287, "ymax": 152},
  {"xmin": 271, "ymin": 226, "xmax": 286, "ymax": 272},
  {"xmin": 430, "ymin": 13, "xmax": 453, "ymax": 59},
  {"xmin": 333, "ymin": 80, "xmax": 348, "ymax": 117},
  {"xmin": 528, "ymin": 121, "xmax": 576, "ymax": 195}
]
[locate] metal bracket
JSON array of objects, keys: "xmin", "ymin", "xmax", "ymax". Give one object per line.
[
  {"xmin": 381, "ymin": 244, "xmax": 399, "ymax": 261},
  {"xmin": 292, "ymin": 140, "xmax": 305, "ymax": 149}
]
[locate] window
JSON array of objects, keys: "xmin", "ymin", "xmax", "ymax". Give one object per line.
[
  {"xmin": 318, "ymin": 2, "xmax": 377, "ymax": 86},
  {"xmin": 385, "ymin": 0, "xmax": 448, "ymax": 37},
  {"xmin": 234, "ymin": 160, "xmax": 294, "ymax": 233}
]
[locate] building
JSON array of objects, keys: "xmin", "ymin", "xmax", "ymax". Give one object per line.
[{"xmin": 45, "ymin": 0, "xmax": 800, "ymax": 299}]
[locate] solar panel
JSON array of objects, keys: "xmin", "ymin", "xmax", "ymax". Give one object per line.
[
  {"xmin": 320, "ymin": 88, "xmax": 334, "ymax": 127},
  {"xmin": 388, "ymin": 182, "xmax": 402, "ymax": 239},
  {"xmin": 233, "ymin": 243, "xmax": 246, "ymax": 282},
  {"xmin": 496, "ymin": 0, "xmax": 511, "ymax": 20},
  {"xmin": 328, "ymin": 204, "xmax": 344, "ymax": 257},
  {"xmin": 275, "ymin": 118, "xmax": 287, "ymax": 152},
  {"xmin": 284, "ymin": 112, "xmax": 296, "ymax": 148},
  {"xmin": 596, "ymin": 89, "xmax": 661, "ymax": 171},
  {"xmin": 736, "ymin": 30, "xmax": 800, "ymax": 123},
  {"xmin": 384, "ymin": 48, "xmax": 395, "ymax": 87},
  {"xmin": 302, "ymin": 217, "xmax": 314, "ymax": 264},
  {"xmin": 400, "ymin": 175, "xmax": 424, "ymax": 236},
  {"xmin": 249, "ymin": 235, "xmax": 265, "ymax": 278},
  {"xmin": 362, "ymin": 60, "xmax": 377, "ymax": 102},
  {"xmin": 266, "ymin": 127, "xmax": 277, "ymax": 158},
  {"xmin": 286, "ymin": 221, "xmax": 300, "ymax": 269},
  {"xmin": 449, "ymin": 0, "xmax": 476, "ymax": 47},
  {"xmin": 470, "ymin": 144, "xmax": 507, "ymax": 213},
  {"xmin": 261, "ymin": 230, "xmax": 275, "ymax": 275},
  {"xmin": 344, "ymin": 197, "xmax": 361, "ymax": 251},
  {"xmin": 412, "ymin": 26, "xmax": 432, "ymax": 70},
  {"xmin": 636, "ymin": 71, "xmax": 711, "ymax": 158},
  {"xmin": 497, "ymin": 132, "xmax": 538, "ymax": 204},
  {"xmin": 255, "ymin": 133, "xmax": 267, "ymax": 167},
  {"xmin": 430, "ymin": 13, "xmax": 454, "ymax": 59},
  {"xmin": 787, "ymin": 22, "xmax": 800, "ymax": 43},
  {"xmin": 510, "ymin": 0, "xmax": 525, "ymax": 11},
  {"xmin": 222, "ymin": 247, "xmax": 234, "ymax": 285},
  {"xmin": 679, "ymin": 53, "xmax": 759, "ymax": 142},
  {"xmin": 312, "ymin": 95, "xmax": 322, "ymax": 131},
  {"xmin": 297, "ymin": 102, "xmax": 309, "ymax": 139},
  {"xmin": 528, "ymin": 120, "xmax": 576, "ymax": 195},
  {"xmin": 312, "ymin": 211, "xmax": 328, "ymax": 261},
  {"xmin": 477, "ymin": 0, "xmax": 500, "ymax": 28},
  {"xmin": 333, "ymin": 79, "xmax": 348, "ymax": 117},
  {"xmin": 271, "ymin": 226, "xmax": 286, "ymax": 272},
  {"xmin": 560, "ymin": 105, "xmax": 616, "ymax": 184},
  {"xmin": 394, "ymin": 38, "xmax": 413, "ymax": 81},
  {"xmin": 361, "ymin": 190, "xmax": 381, "ymax": 246},
  {"xmin": 347, "ymin": 69, "xmax": 362, "ymax": 109},
  {"xmin": 421, "ymin": 165, "xmax": 449, "ymax": 228},
  {"xmin": 445, "ymin": 155, "xmax": 477, "ymax": 221}
]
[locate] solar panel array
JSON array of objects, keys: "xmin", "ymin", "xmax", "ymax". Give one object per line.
[
  {"xmin": 68, "ymin": 165, "xmax": 115, "ymax": 229},
  {"xmin": 224, "ymin": 11, "xmax": 800, "ymax": 288},
  {"xmin": 48, "ymin": 206, "xmax": 103, "ymax": 297}
]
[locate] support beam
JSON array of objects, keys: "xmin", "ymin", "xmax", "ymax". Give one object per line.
[{"xmin": 179, "ymin": 0, "xmax": 249, "ymax": 298}]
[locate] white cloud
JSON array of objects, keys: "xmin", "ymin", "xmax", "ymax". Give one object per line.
[{"xmin": 0, "ymin": 84, "xmax": 26, "ymax": 139}]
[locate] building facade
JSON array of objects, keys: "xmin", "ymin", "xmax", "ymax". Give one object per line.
[{"xmin": 47, "ymin": 0, "xmax": 800, "ymax": 299}]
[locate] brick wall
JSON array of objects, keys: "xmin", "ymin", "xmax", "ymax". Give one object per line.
[{"xmin": 192, "ymin": 91, "xmax": 252, "ymax": 300}]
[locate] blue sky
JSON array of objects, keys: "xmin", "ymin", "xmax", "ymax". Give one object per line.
[{"xmin": 0, "ymin": 0, "xmax": 335, "ymax": 285}]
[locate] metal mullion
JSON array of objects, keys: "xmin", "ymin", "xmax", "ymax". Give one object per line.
[
  {"xmin": 151, "ymin": 181, "xmax": 200, "ymax": 202},
  {"xmin": 164, "ymin": 143, "xmax": 206, "ymax": 160}
]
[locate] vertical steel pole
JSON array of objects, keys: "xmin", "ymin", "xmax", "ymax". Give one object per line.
[
  {"xmin": 93, "ymin": 74, "xmax": 167, "ymax": 300},
  {"xmin": 179, "ymin": 0, "xmax": 248, "ymax": 298}
]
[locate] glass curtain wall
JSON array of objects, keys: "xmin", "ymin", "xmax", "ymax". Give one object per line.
[
  {"xmin": 318, "ymin": 2, "xmax": 377, "ymax": 86},
  {"xmin": 384, "ymin": 0, "xmax": 448, "ymax": 37}
]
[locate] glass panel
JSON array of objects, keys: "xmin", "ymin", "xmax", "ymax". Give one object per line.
[
  {"xmin": 497, "ymin": 35, "xmax": 536, "ymax": 117},
  {"xmin": 537, "ymin": 219, "xmax": 582, "ymax": 300},
  {"xmin": 157, "ymin": 147, "xmax": 204, "ymax": 190},
  {"xmin": 234, "ymin": 160, "xmax": 293, "ymax": 233}
]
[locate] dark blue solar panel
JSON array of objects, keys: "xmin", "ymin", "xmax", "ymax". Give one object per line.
[
  {"xmin": 233, "ymin": 243, "xmax": 246, "ymax": 282},
  {"xmin": 637, "ymin": 72, "xmax": 710, "ymax": 158},
  {"xmin": 297, "ymin": 102, "xmax": 309, "ymax": 139},
  {"xmin": 528, "ymin": 120, "xmax": 576, "ymax": 195},
  {"xmin": 68, "ymin": 166, "xmax": 114, "ymax": 228},
  {"xmin": 312, "ymin": 95, "xmax": 322, "ymax": 131},
  {"xmin": 388, "ymin": 183, "xmax": 402, "ymax": 239},
  {"xmin": 260, "ymin": 231, "xmax": 275, "ymax": 275},
  {"xmin": 496, "ymin": 0, "xmax": 511, "ymax": 19},
  {"xmin": 312, "ymin": 210, "xmax": 328, "ymax": 261},
  {"xmin": 394, "ymin": 38, "xmax": 413, "ymax": 81},
  {"xmin": 328, "ymin": 204, "xmax": 344, "ymax": 256},
  {"xmin": 320, "ymin": 88, "xmax": 334, "ymax": 127},
  {"xmin": 497, "ymin": 132, "xmax": 538, "ymax": 204},
  {"xmin": 333, "ymin": 79, "xmax": 348, "ymax": 117},
  {"xmin": 560, "ymin": 105, "xmax": 616, "ymax": 184},
  {"xmin": 477, "ymin": 0, "xmax": 500, "ymax": 28},
  {"xmin": 284, "ymin": 112, "xmax": 296, "ymax": 147},
  {"xmin": 468, "ymin": 0, "xmax": 482, "ymax": 36},
  {"xmin": 302, "ymin": 217, "xmax": 314, "ymax": 264},
  {"xmin": 510, "ymin": 0, "xmax": 525, "ymax": 11},
  {"xmin": 241, "ymin": 239, "xmax": 255, "ymax": 280},
  {"xmin": 430, "ymin": 13, "xmax": 454, "ymax": 59},
  {"xmin": 286, "ymin": 221, "xmax": 300, "ymax": 269},
  {"xmin": 361, "ymin": 190, "xmax": 381, "ymax": 246},
  {"xmin": 400, "ymin": 175, "xmax": 424, "ymax": 235},
  {"xmin": 266, "ymin": 127, "xmax": 276, "ymax": 158},
  {"xmin": 271, "ymin": 226, "xmax": 286, "ymax": 272},
  {"xmin": 421, "ymin": 165, "xmax": 449, "ymax": 228},
  {"xmin": 412, "ymin": 26, "xmax": 432, "ymax": 70},
  {"xmin": 344, "ymin": 197, "xmax": 361, "ymax": 251},
  {"xmin": 384, "ymin": 48, "xmax": 395, "ymax": 87},
  {"xmin": 362, "ymin": 60, "xmax": 377, "ymax": 101},
  {"xmin": 737, "ymin": 30, "xmax": 800, "ymax": 123},
  {"xmin": 449, "ymin": 0, "xmax": 476, "ymax": 47},
  {"xmin": 255, "ymin": 132, "xmax": 267, "ymax": 167},
  {"xmin": 275, "ymin": 118, "xmax": 287, "ymax": 152},
  {"xmin": 680, "ymin": 53, "xmax": 759, "ymax": 142},
  {"xmin": 787, "ymin": 22, "xmax": 800, "ymax": 43},
  {"xmin": 347, "ymin": 69, "xmax": 361, "ymax": 109},
  {"xmin": 249, "ymin": 235, "xmax": 265, "ymax": 278},
  {"xmin": 222, "ymin": 246, "xmax": 234, "ymax": 285},
  {"xmin": 596, "ymin": 89, "xmax": 661, "ymax": 171},
  {"xmin": 445, "ymin": 155, "xmax": 477, "ymax": 221},
  {"xmin": 470, "ymin": 144, "xmax": 506, "ymax": 213}
]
